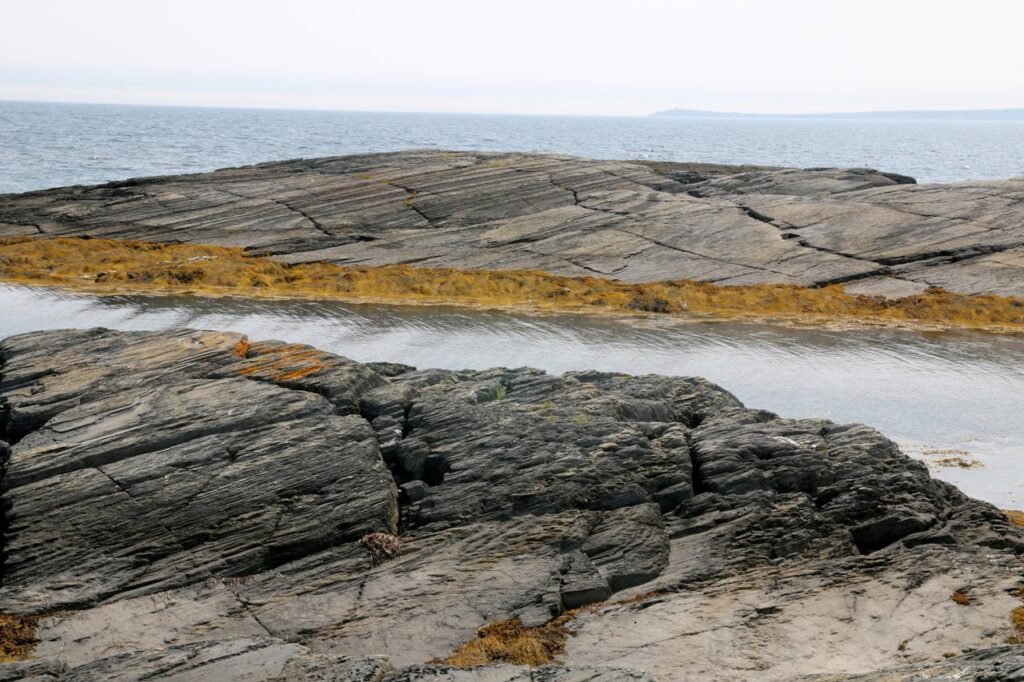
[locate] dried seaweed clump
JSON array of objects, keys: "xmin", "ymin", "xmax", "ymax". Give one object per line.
[
  {"xmin": 950, "ymin": 590, "xmax": 973, "ymax": 606},
  {"xmin": 0, "ymin": 613, "xmax": 39, "ymax": 662},
  {"xmin": 442, "ymin": 614, "xmax": 576, "ymax": 668},
  {"xmin": 1013, "ymin": 606, "xmax": 1024, "ymax": 628},
  {"xmin": 360, "ymin": 532, "xmax": 404, "ymax": 566},
  {"xmin": 440, "ymin": 591, "xmax": 665, "ymax": 668}
]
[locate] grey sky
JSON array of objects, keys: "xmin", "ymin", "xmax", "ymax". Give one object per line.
[{"xmin": 2, "ymin": 0, "xmax": 1022, "ymax": 115}]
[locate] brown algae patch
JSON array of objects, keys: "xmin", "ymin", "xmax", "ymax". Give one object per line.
[
  {"xmin": 950, "ymin": 590, "xmax": 973, "ymax": 606},
  {"xmin": 234, "ymin": 342, "xmax": 327, "ymax": 383},
  {"xmin": 0, "ymin": 613, "xmax": 39, "ymax": 662},
  {"xmin": 2, "ymin": 236, "xmax": 1024, "ymax": 332},
  {"xmin": 441, "ymin": 592, "xmax": 665, "ymax": 667},
  {"xmin": 1011, "ymin": 606, "xmax": 1024, "ymax": 645},
  {"xmin": 441, "ymin": 615, "xmax": 576, "ymax": 667}
]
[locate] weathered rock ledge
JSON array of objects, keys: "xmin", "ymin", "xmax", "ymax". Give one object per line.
[
  {"xmin": 0, "ymin": 329, "xmax": 1022, "ymax": 680},
  {"xmin": 1, "ymin": 151, "xmax": 1023, "ymax": 299}
]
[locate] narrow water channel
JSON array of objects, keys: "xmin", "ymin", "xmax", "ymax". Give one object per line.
[{"xmin": 2, "ymin": 283, "xmax": 1022, "ymax": 509}]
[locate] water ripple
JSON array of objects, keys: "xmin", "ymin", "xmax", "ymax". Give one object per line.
[{"xmin": 1, "ymin": 283, "xmax": 1022, "ymax": 508}]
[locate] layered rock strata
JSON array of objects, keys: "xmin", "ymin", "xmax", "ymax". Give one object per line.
[
  {"xmin": 0, "ymin": 329, "xmax": 1021, "ymax": 679},
  {"xmin": 2, "ymin": 152, "xmax": 1023, "ymax": 298}
]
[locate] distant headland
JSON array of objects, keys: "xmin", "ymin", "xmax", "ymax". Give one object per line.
[{"xmin": 651, "ymin": 107, "xmax": 1024, "ymax": 121}]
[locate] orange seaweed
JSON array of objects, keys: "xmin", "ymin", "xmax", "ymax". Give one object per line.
[{"xmin": 2, "ymin": 237, "xmax": 1023, "ymax": 333}]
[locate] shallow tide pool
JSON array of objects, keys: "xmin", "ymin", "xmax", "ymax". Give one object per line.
[{"xmin": 2, "ymin": 283, "xmax": 1022, "ymax": 508}]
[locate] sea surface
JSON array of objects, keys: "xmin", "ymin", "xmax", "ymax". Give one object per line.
[
  {"xmin": 2, "ymin": 100, "xmax": 1024, "ymax": 193},
  {"xmin": 2, "ymin": 284, "xmax": 1022, "ymax": 509}
]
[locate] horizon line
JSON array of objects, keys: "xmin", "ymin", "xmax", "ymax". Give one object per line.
[
  {"xmin": 4, "ymin": 97, "xmax": 1024, "ymax": 120},
  {"xmin": 0, "ymin": 97, "xmax": 650, "ymax": 119},
  {"xmin": 654, "ymin": 105, "xmax": 1024, "ymax": 117}
]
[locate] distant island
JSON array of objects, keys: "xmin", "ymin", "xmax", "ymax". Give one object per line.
[{"xmin": 651, "ymin": 107, "xmax": 1024, "ymax": 121}]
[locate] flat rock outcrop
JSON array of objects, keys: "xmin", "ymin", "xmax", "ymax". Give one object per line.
[
  {"xmin": 1, "ymin": 151, "xmax": 1023, "ymax": 298},
  {"xmin": 1, "ymin": 329, "xmax": 1022, "ymax": 680}
]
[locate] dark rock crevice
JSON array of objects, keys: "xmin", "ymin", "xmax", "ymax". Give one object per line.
[
  {"xmin": 213, "ymin": 187, "xmax": 335, "ymax": 239},
  {"xmin": 561, "ymin": 255, "xmax": 619, "ymax": 277},
  {"xmin": 812, "ymin": 268, "xmax": 894, "ymax": 287},
  {"xmin": 265, "ymin": 197, "xmax": 334, "ymax": 239},
  {"xmin": 543, "ymin": 173, "xmax": 582, "ymax": 207},
  {"xmin": 376, "ymin": 178, "xmax": 440, "ymax": 228},
  {"xmin": 737, "ymin": 205, "xmax": 781, "ymax": 226},
  {"xmin": 731, "ymin": 201, "xmax": 892, "ymax": 271},
  {"xmin": 684, "ymin": 430, "xmax": 707, "ymax": 497},
  {"xmin": 876, "ymin": 239, "xmax": 1024, "ymax": 267}
]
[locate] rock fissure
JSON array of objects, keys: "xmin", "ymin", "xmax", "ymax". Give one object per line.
[
  {"xmin": 93, "ymin": 465, "xmax": 192, "ymax": 555},
  {"xmin": 613, "ymin": 227, "xmax": 799, "ymax": 280},
  {"xmin": 266, "ymin": 198, "xmax": 333, "ymax": 239},
  {"xmin": 737, "ymin": 205, "xmax": 783, "ymax": 227},
  {"xmin": 729, "ymin": 201, "xmax": 893, "ymax": 273},
  {"xmin": 560, "ymin": 255, "xmax": 620, "ymax": 277},
  {"xmin": 214, "ymin": 188, "xmax": 335, "ymax": 239},
  {"xmin": 544, "ymin": 173, "xmax": 582, "ymax": 206},
  {"xmin": 876, "ymin": 239, "xmax": 1024, "ymax": 267},
  {"xmin": 377, "ymin": 179, "xmax": 439, "ymax": 228},
  {"xmin": 229, "ymin": 590, "xmax": 275, "ymax": 640}
]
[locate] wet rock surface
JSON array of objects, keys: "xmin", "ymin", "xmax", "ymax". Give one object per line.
[
  {"xmin": 0, "ymin": 329, "xmax": 1022, "ymax": 680},
  {"xmin": 1, "ymin": 151, "xmax": 1023, "ymax": 297}
]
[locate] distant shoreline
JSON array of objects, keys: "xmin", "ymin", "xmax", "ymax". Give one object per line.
[{"xmin": 652, "ymin": 107, "xmax": 1024, "ymax": 121}]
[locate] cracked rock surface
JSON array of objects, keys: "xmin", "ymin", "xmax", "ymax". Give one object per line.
[
  {"xmin": 1, "ymin": 151, "xmax": 1023, "ymax": 297},
  {"xmin": 0, "ymin": 328, "xmax": 1022, "ymax": 680}
]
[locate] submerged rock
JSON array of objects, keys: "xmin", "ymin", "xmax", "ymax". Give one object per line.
[
  {"xmin": 0, "ymin": 329, "xmax": 1021, "ymax": 680},
  {"xmin": 1, "ymin": 151, "xmax": 1023, "ymax": 298}
]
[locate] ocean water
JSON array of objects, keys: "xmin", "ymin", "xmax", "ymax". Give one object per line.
[{"xmin": 2, "ymin": 100, "xmax": 1023, "ymax": 194}]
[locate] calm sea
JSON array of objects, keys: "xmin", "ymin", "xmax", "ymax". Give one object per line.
[{"xmin": 2, "ymin": 100, "xmax": 1023, "ymax": 194}]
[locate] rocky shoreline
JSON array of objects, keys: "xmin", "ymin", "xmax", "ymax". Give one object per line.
[
  {"xmin": 1, "ymin": 328, "xmax": 1022, "ymax": 680},
  {"xmin": 2, "ymin": 151, "xmax": 1023, "ymax": 299}
]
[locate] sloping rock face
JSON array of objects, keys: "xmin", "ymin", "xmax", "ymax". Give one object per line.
[
  {"xmin": 0, "ymin": 329, "xmax": 1022, "ymax": 680},
  {"xmin": 1, "ymin": 151, "xmax": 1023, "ymax": 297}
]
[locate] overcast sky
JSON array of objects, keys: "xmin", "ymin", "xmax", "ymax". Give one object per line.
[{"xmin": 2, "ymin": 0, "xmax": 1022, "ymax": 116}]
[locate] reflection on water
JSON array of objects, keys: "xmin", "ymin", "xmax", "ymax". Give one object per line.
[{"xmin": 2, "ymin": 284, "xmax": 1023, "ymax": 508}]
